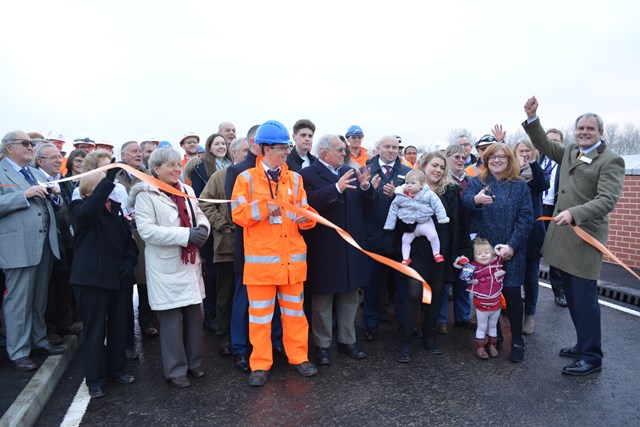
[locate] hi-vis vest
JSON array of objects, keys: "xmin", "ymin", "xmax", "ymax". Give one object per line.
[{"xmin": 231, "ymin": 158, "xmax": 317, "ymax": 285}]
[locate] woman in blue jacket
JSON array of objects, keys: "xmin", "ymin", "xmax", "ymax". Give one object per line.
[{"xmin": 462, "ymin": 144, "xmax": 533, "ymax": 362}]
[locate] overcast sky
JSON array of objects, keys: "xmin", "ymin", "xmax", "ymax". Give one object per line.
[{"xmin": 1, "ymin": 0, "xmax": 639, "ymax": 155}]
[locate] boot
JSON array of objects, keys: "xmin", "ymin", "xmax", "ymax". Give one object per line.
[
  {"xmin": 397, "ymin": 337, "xmax": 412, "ymax": 363},
  {"xmin": 486, "ymin": 336, "xmax": 499, "ymax": 358},
  {"xmin": 423, "ymin": 328, "xmax": 443, "ymax": 355},
  {"xmin": 475, "ymin": 338, "xmax": 489, "ymax": 360}
]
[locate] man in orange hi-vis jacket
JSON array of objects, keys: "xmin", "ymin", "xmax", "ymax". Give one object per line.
[{"xmin": 231, "ymin": 120, "xmax": 318, "ymax": 387}]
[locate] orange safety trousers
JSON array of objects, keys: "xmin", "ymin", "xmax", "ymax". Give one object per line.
[{"xmin": 246, "ymin": 282, "xmax": 309, "ymax": 371}]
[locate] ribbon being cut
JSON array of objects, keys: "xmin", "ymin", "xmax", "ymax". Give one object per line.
[{"xmin": 45, "ymin": 162, "xmax": 434, "ymax": 303}]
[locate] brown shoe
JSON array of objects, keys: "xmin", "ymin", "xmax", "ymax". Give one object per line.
[
  {"xmin": 475, "ymin": 338, "xmax": 489, "ymax": 360},
  {"xmin": 486, "ymin": 336, "xmax": 499, "ymax": 358},
  {"xmin": 435, "ymin": 323, "xmax": 448, "ymax": 334}
]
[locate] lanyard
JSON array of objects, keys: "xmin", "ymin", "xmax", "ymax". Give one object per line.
[{"xmin": 265, "ymin": 170, "xmax": 279, "ymax": 199}]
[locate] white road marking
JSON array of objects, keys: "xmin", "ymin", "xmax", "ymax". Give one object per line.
[
  {"xmin": 59, "ymin": 379, "xmax": 91, "ymax": 427},
  {"xmin": 539, "ymin": 281, "xmax": 640, "ymax": 317}
]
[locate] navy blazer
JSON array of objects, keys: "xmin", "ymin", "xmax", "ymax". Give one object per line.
[
  {"xmin": 300, "ymin": 161, "xmax": 373, "ymax": 294},
  {"xmin": 364, "ymin": 155, "xmax": 412, "ymax": 255}
]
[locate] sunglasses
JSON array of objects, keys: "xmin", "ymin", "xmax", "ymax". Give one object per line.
[{"xmin": 12, "ymin": 139, "xmax": 36, "ymax": 148}]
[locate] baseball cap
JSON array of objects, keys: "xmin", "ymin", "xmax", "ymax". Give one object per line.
[{"xmin": 475, "ymin": 134, "xmax": 497, "ymax": 148}]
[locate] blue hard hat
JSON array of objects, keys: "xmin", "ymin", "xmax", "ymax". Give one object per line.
[
  {"xmin": 255, "ymin": 120, "xmax": 292, "ymax": 145},
  {"xmin": 197, "ymin": 145, "xmax": 205, "ymax": 153},
  {"xmin": 158, "ymin": 140, "xmax": 172, "ymax": 148},
  {"xmin": 345, "ymin": 125, "xmax": 364, "ymax": 137}
]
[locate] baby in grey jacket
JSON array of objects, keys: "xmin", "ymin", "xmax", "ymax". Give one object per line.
[{"xmin": 384, "ymin": 169, "xmax": 449, "ymax": 265}]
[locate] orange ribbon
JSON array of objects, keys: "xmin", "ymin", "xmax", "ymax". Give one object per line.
[
  {"xmin": 537, "ymin": 216, "xmax": 640, "ymax": 281},
  {"xmin": 46, "ymin": 163, "xmax": 432, "ymax": 303}
]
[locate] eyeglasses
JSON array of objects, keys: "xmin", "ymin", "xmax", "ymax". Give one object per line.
[
  {"xmin": 271, "ymin": 144, "xmax": 293, "ymax": 151},
  {"xmin": 335, "ymin": 147, "xmax": 346, "ymax": 153},
  {"xmin": 11, "ymin": 139, "xmax": 36, "ymax": 148},
  {"xmin": 39, "ymin": 155, "xmax": 64, "ymax": 160},
  {"xmin": 488, "ymin": 155, "xmax": 507, "ymax": 161}
]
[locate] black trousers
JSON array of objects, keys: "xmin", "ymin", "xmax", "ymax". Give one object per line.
[
  {"xmin": 401, "ymin": 279, "xmax": 445, "ymax": 340},
  {"xmin": 74, "ymin": 285, "xmax": 129, "ymax": 388},
  {"xmin": 560, "ymin": 270, "xmax": 602, "ymax": 364}
]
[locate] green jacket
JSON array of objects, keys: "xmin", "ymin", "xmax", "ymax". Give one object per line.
[{"xmin": 523, "ymin": 118, "xmax": 625, "ymax": 280}]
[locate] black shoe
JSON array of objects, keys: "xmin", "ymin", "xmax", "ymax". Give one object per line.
[
  {"xmin": 88, "ymin": 385, "xmax": 105, "ymax": 398},
  {"xmin": 291, "ymin": 361, "xmax": 318, "ymax": 377},
  {"xmin": 110, "ymin": 373, "xmax": 135, "ymax": 384},
  {"xmin": 562, "ymin": 359, "xmax": 602, "ymax": 376},
  {"xmin": 559, "ymin": 346, "xmax": 579, "ymax": 358},
  {"xmin": 218, "ymin": 341, "xmax": 232, "ymax": 356},
  {"xmin": 510, "ymin": 343, "xmax": 525, "ymax": 363},
  {"xmin": 364, "ymin": 328, "xmax": 377, "ymax": 341},
  {"xmin": 337, "ymin": 343, "xmax": 366, "ymax": 359},
  {"xmin": 188, "ymin": 367, "xmax": 206, "ymax": 378},
  {"xmin": 34, "ymin": 343, "xmax": 65, "ymax": 356},
  {"xmin": 168, "ymin": 376, "xmax": 190, "ymax": 388},
  {"xmin": 454, "ymin": 320, "xmax": 477, "ymax": 331},
  {"xmin": 316, "ymin": 347, "xmax": 331, "ymax": 365},
  {"xmin": 234, "ymin": 354, "xmax": 250, "ymax": 372},
  {"xmin": 423, "ymin": 335, "xmax": 443, "ymax": 355},
  {"xmin": 249, "ymin": 370, "xmax": 269, "ymax": 386},
  {"xmin": 397, "ymin": 340, "xmax": 411, "ymax": 363},
  {"xmin": 13, "ymin": 357, "xmax": 37, "ymax": 371},
  {"xmin": 555, "ymin": 296, "xmax": 568, "ymax": 307}
]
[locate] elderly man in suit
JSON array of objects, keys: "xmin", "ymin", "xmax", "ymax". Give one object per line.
[
  {"xmin": 0, "ymin": 131, "xmax": 63, "ymax": 371},
  {"xmin": 523, "ymin": 97, "xmax": 625, "ymax": 376},
  {"xmin": 300, "ymin": 134, "xmax": 372, "ymax": 365}
]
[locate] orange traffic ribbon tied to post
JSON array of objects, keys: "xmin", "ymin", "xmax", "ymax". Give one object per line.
[
  {"xmin": 537, "ymin": 216, "xmax": 640, "ymax": 281},
  {"xmin": 47, "ymin": 163, "xmax": 433, "ymax": 303}
]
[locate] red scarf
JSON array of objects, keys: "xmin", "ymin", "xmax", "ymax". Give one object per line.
[{"xmin": 162, "ymin": 182, "xmax": 198, "ymax": 265}]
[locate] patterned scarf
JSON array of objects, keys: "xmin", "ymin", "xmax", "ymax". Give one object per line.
[{"xmin": 162, "ymin": 182, "xmax": 198, "ymax": 264}]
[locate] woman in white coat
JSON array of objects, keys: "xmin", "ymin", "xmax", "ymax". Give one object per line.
[{"xmin": 130, "ymin": 148, "xmax": 210, "ymax": 388}]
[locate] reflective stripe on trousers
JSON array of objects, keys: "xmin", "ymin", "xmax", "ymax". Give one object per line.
[{"xmin": 246, "ymin": 282, "xmax": 309, "ymax": 370}]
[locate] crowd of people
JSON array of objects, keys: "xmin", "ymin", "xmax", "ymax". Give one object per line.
[{"xmin": 0, "ymin": 97, "xmax": 625, "ymax": 396}]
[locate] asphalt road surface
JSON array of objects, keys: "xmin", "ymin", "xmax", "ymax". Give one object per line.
[{"xmin": 32, "ymin": 285, "xmax": 640, "ymax": 426}]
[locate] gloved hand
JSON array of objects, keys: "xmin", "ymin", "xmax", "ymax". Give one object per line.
[
  {"xmin": 188, "ymin": 225, "xmax": 208, "ymax": 247},
  {"xmin": 453, "ymin": 256, "xmax": 469, "ymax": 269},
  {"xmin": 105, "ymin": 158, "xmax": 119, "ymax": 183}
]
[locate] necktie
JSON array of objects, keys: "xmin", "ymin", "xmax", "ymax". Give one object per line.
[
  {"xmin": 267, "ymin": 169, "xmax": 280, "ymax": 182},
  {"xmin": 383, "ymin": 165, "xmax": 391, "ymax": 177},
  {"xmin": 577, "ymin": 152, "xmax": 584, "ymax": 160},
  {"xmin": 20, "ymin": 167, "xmax": 38, "ymax": 186}
]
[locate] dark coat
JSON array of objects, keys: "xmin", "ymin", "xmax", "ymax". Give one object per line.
[
  {"xmin": 225, "ymin": 151, "xmax": 258, "ymax": 274},
  {"xmin": 409, "ymin": 183, "xmax": 473, "ymax": 283},
  {"xmin": 286, "ymin": 148, "xmax": 317, "ymax": 173},
  {"xmin": 70, "ymin": 179, "xmax": 138, "ymax": 290},
  {"xmin": 462, "ymin": 175, "xmax": 533, "ymax": 287},
  {"xmin": 524, "ymin": 161, "xmax": 550, "ymax": 259},
  {"xmin": 300, "ymin": 161, "xmax": 373, "ymax": 294},
  {"xmin": 364, "ymin": 155, "xmax": 412, "ymax": 255},
  {"xmin": 189, "ymin": 162, "xmax": 209, "ymax": 197}
]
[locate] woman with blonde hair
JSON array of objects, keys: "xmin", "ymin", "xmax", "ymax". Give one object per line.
[{"xmin": 396, "ymin": 151, "xmax": 472, "ymax": 363}]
